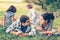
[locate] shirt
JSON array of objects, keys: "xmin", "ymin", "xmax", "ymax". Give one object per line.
[
  {"xmin": 27, "ymin": 9, "xmax": 41, "ymax": 24},
  {"xmin": 21, "ymin": 25, "xmax": 27, "ymax": 33},
  {"xmin": 4, "ymin": 11, "xmax": 15, "ymax": 27},
  {"xmin": 35, "ymin": 20, "xmax": 53, "ymax": 34}
]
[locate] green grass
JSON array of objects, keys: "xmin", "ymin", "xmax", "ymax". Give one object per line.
[
  {"xmin": 0, "ymin": 1, "xmax": 60, "ymax": 40},
  {"xmin": 53, "ymin": 17, "xmax": 60, "ymax": 29},
  {"xmin": 0, "ymin": 26, "xmax": 59, "ymax": 40},
  {"xmin": 0, "ymin": 1, "xmax": 42, "ymax": 18},
  {"xmin": 1, "ymin": 26, "xmax": 60, "ymax": 40},
  {"xmin": 0, "ymin": 2, "xmax": 28, "ymax": 18}
]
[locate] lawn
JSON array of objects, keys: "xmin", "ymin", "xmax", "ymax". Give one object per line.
[
  {"xmin": 0, "ymin": 1, "xmax": 60, "ymax": 40},
  {"xmin": 0, "ymin": 26, "xmax": 60, "ymax": 40}
]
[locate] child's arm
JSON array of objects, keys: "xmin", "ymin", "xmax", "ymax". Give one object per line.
[
  {"xmin": 3, "ymin": 16, "xmax": 6, "ymax": 27},
  {"xmin": 58, "ymin": 26, "xmax": 60, "ymax": 33},
  {"xmin": 10, "ymin": 30, "xmax": 23, "ymax": 36},
  {"xmin": 10, "ymin": 30, "xmax": 29, "ymax": 37},
  {"xmin": 11, "ymin": 16, "xmax": 14, "ymax": 23},
  {"xmin": 35, "ymin": 27, "xmax": 42, "ymax": 31}
]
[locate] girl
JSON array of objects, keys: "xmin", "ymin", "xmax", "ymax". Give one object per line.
[
  {"xmin": 35, "ymin": 13, "xmax": 55, "ymax": 36},
  {"xmin": 4, "ymin": 5, "xmax": 16, "ymax": 27},
  {"xmin": 26, "ymin": 4, "xmax": 40, "ymax": 24}
]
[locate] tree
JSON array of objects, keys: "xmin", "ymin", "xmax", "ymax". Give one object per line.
[{"xmin": 25, "ymin": 0, "xmax": 60, "ymax": 12}]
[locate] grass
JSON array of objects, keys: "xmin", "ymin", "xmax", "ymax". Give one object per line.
[
  {"xmin": 0, "ymin": 1, "xmax": 43, "ymax": 18},
  {"xmin": 1, "ymin": 25, "xmax": 60, "ymax": 40},
  {"xmin": 0, "ymin": 2, "xmax": 28, "ymax": 18},
  {"xmin": 0, "ymin": 26, "xmax": 59, "ymax": 40},
  {"xmin": 0, "ymin": 0, "xmax": 60, "ymax": 40}
]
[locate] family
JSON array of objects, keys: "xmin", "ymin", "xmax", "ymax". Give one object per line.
[{"xmin": 3, "ymin": 4, "xmax": 60, "ymax": 37}]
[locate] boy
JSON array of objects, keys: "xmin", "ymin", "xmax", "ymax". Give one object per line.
[{"xmin": 6, "ymin": 15, "xmax": 36, "ymax": 36}]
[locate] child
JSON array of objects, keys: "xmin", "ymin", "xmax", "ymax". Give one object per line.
[
  {"xmin": 4, "ymin": 5, "xmax": 16, "ymax": 27},
  {"xmin": 26, "ymin": 4, "xmax": 41, "ymax": 24},
  {"xmin": 6, "ymin": 15, "xmax": 36, "ymax": 36}
]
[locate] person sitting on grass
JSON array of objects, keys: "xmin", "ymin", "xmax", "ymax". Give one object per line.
[
  {"xmin": 4, "ymin": 5, "xmax": 16, "ymax": 27},
  {"xmin": 5, "ymin": 15, "xmax": 36, "ymax": 36},
  {"xmin": 35, "ymin": 13, "xmax": 55, "ymax": 36}
]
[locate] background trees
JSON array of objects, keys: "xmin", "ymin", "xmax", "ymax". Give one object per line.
[{"xmin": 25, "ymin": 0, "xmax": 60, "ymax": 12}]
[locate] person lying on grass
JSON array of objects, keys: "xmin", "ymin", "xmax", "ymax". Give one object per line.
[
  {"xmin": 5, "ymin": 15, "xmax": 36, "ymax": 36},
  {"xmin": 35, "ymin": 13, "xmax": 55, "ymax": 36}
]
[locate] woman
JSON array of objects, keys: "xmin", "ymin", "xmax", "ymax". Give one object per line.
[{"xmin": 35, "ymin": 13, "xmax": 55, "ymax": 36}]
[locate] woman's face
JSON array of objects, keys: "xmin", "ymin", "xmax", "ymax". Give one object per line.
[{"xmin": 40, "ymin": 16, "xmax": 47, "ymax": 25}]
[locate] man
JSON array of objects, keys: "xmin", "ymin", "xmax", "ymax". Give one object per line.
[{"xmin": 6, "ymin": 15, "xmax": 36, "ymax": 36}]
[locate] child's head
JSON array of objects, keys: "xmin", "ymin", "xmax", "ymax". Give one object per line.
[
  {"xmin": 40, "ymin": 13, "xmax": 55, "ymax": 25},
  {"xmin": 26, "ymin": 4, "xmax": 33, "ymax": 9},
  {"xmin": 6, "ymin": 5, "xmax": 16, "ymax": 13}
]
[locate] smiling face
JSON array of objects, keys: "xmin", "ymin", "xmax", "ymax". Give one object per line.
[{"xmin": 40, "ymin": 16, "xmax": 48, "ymax": 25}]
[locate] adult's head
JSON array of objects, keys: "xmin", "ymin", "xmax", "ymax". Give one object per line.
[
  {"xmin": 6, "ymin": 5, "xmax": 16, "ymax": 13},
  {"xmin": 40, "ymin": 13, "xmax": 55, "ymax": 25},
  {"xmin": 20, "ymin": 15, "xmax": 30, "ymax": 26}
]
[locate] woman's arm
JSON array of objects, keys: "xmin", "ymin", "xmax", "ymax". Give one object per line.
[
  {"xmin": 35, "ymin": 27, "xmax": 42, "ymax": 31},
  {"xmin": 41, "ymin": 29, "xmax": 55, "ymax": 34}
]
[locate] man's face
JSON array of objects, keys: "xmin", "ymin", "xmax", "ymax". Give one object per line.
[{"xmin": 40, "ymin": 16, "xmax": 47, "ymax": 25}]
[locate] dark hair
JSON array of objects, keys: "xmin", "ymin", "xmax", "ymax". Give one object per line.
[
  {"xmin": 41, "ymin": 13, "xmax": 55, "ymax": 23},
  {"xmin": 26, "ymin": 4, "xmax": 33, "ymax": 9},
  {"xmin": 6, "ymin": 5, "xmax": 16, "ymax": 13},
  {"xmin": 20, "ymin": 15, "xmax": 29, "ymax": 23},
  {"xmin": 49, "ymin": 13, "xmax": 55, "ymax": 20}
]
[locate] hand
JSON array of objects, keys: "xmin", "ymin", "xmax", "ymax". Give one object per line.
[
  {"xmin": 18, "ymin": 30, "xmax": 23, "ymax": 35},
  {"xmin": 35, "ymin": 27, "xmax": 42, "ymax": 31}
]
